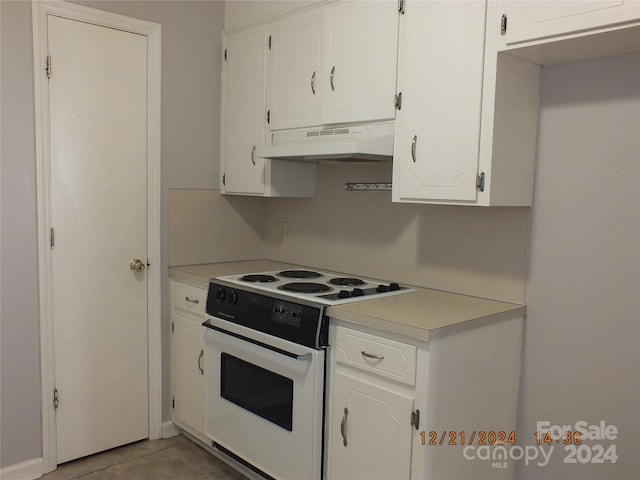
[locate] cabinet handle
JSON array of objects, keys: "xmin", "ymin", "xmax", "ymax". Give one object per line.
[
  {"xmin": 330, "ymin": 66, "xmax": 335, "ymax": 91},
  {"xmin": 251, "ymin": 145, "xmax": 256, "ymax": 166},
  {"xmin": 361, "ymin": 350, "xmax": 384, "ymax": 360},
  {"xmin": 185, "ymin": 296, "xmax": 199, "ymax": 305},
  {"xmin": 340, "ymin": 407, "xmax": 348, "ymax": 447},
  {"xmin": 311, "ymin": 71, "xmax": 317, "ymax": 95},
  {"xmin": 197, "ymin": 349, "xmax": 204, "ymax": 375},
  {"xmin": 411, "ymin": 135, "xmax": 417, "ymax": 163}
]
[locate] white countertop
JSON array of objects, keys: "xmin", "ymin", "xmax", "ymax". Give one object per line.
[{"xmin": 169, "ymin": 261, "xmax": 526, "ymax": 341}]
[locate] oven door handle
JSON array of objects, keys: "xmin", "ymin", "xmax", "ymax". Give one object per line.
[{"xmin": 203, "ymin": 320, "xmax": 313, "ymax": 361}]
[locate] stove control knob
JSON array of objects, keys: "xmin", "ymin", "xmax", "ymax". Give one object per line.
[
  {"xmin": 228, "ymin": 290, "xmax": 238, "ymax": 305},
  {"xmin": 389, "ymin": 283, "xmax": 400, "ymax": 291},
  {"xmin": 352, "ymin": 288, "xmax": 365, "ymax": 297},
  {"xmin": 376, "ymin": 284, "xmax": 389, "ymax": 293},
  {"xmin": 216, "ymin": 288, "xmax": 226, "ymax": 302},
  {"xmin": 338, "ymin": 290, "xmax": 351, "ymax": 299}
]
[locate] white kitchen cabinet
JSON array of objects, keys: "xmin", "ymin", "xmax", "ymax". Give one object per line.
[
  {"xmin": 268, "ymin": 1, "xmax": 399, "ymax": 131},
  {"xmin": 327, "ymin": 325, "xmax": 422, "ymax": 480},
  {"xmin": 268, "ymin": 9, "xmax": 324, "ymax": 131},
  {"xmin": 330, "ymin": 371, "xmax": 414, "ymax": 480},
  {"xmin": 321, "ymin": 0, "xmax": 399, "ymax": 125},
  {"xmin": 499, "ymin": 0, "xmax": 640, "ymax": 46},
  {"xmin": 170, "ymin": 280, "xmax": 207, "ymax": 441},
  {"xmin": 220, "ymin": 26, "xmax": 316, "ymax": 197},
  {"xmin": 392, "ymin": 0, "xmax": 540, "ymax": 206}
]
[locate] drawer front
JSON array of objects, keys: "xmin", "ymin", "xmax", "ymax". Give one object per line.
[
  {"xmin": 172, "ymin": 281, "xmax": 207, "ymax": 318},
  {"xmin": 335, "ymin": 326, "xmax": 417, "ymax": 386}
]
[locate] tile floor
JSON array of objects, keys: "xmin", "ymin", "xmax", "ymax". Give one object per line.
[{"xmin": 40, "ymin": 435, "xmax": 248, "ymax": 480}]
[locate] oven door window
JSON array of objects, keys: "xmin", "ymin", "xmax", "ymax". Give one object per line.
[{"xmin": 220, "ymin": 353, "xmax": 294, "ymax": 431}]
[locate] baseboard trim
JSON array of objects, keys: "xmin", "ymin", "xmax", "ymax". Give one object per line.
[
  {"xmin": 161, "ymin": 421, "xmax": 181, "ymax": 439},
  {"xmin": 0, "ymin": 457, "xmax": 43, "ymax": 480}
]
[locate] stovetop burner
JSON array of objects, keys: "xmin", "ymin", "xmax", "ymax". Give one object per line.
[
  {"xmin": 278, "ymin": 270, "xmax": 323, "ymax": 279},
  {"xmin": 241, "ymin": 274, "xmax": 278, "ymax": 283},
  {"xmin": 279, "ymin": 282, "xmax": 332, "ymax": 293},
  {"xmin": 215, "ymin": 269, "xmax": 415, "ymax": 306},
  {"xmin": 328, "ymin": 277, "xmax": 366, "ymax": 286}
]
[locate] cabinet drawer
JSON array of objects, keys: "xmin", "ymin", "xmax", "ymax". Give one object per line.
[
  {"xmin": 172, "ymin": 281, "xmax": 207, "ymax": 317},
  {"xmin": 334, "ymin": 326, "xmax": 416, "ymax": 386}
]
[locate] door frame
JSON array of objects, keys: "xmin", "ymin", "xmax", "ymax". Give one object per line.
[{"xmin": 32, "ymin": 1, "xmax": 161, "ymax": 473}]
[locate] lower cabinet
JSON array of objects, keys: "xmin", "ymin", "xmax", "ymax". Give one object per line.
[
  {"xmin": 329, "ymin": 370, "xmax": 414, "ymax": 480},
  {"xmin": 327, "ymin": 324, "xmax": 424, "ymax": 480},
  {"xmin": 327, "ymin": 315, "xmax": 524, "ymax": 480},
  {"xmin": 170, "ymin": 279, "xmax": 207, "ymax": 441}
]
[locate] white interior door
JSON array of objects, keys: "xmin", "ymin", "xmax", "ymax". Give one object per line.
[{"xmin": 48, "ymin": 15, "xmax": 149, "ymax": 464}]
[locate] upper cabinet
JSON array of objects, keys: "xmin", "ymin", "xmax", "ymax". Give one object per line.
[
  {"xmin": 500, "ymin": 0, "xmax": 640, "ymax": 46},
  {"xmin": 322, "ymin": 1, "xmax": 399, "ymax": 125},
  {"xmin": 268, "ymin": 9, "xmax": 324, "ymax": 131},
  {"xmin": 392, "ymin": 0, "xmax": 540, "ymax": 206},
  {"xmin": 220, "ymin": 27, "xmax": 268, "ymax": 195},
  {"xmin": 268, "ymin": 0, "xmax": 399, "ymax": 131},
  {"xmin": 392, "ymin": 1, "xmax": 487, "ymax": 203},
  {"xmin": 220, "ymin": 26, "xmax": 316, "ymax": 197}
]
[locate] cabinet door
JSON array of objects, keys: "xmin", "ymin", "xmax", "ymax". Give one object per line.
[
  {"xmin": 329, "ymin": 371, "xmax": 414, "ymax": 480},
  {"xmin": 172, "ymin": 314, "xmax": 205, "ymax": 434},
  {"xmin": 269, "ymin": 10, "xmax": 323, "ymax": 130},
  {"xmin": 220, "ymin": 28, "xmax": 267, "ymax": 194},
  {"xmin": 501, "ymin": 0, "xmax": 640, "ymax": 45},
  {"xmin": 322, "ymin": 1, "xmax": 399, "ymax": 125},
  {"xmin": 392, "ymin": 0, "xmax": 486, "ymax": 203}
]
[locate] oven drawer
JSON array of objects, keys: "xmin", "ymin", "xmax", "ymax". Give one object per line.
[
  {"xmin": 172, "ymin": 281, "xmax": 207, "ymax": 317},
  {"xmin": 334, "ymin": 326, "xmax": 417, "ymax": 386}
]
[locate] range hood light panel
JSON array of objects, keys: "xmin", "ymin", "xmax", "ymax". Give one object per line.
[{"xmin": 256, "ymin": 122, "xmax": 395, "ymax": 162}]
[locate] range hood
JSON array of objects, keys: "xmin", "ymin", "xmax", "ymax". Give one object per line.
[{"xmin": 256, "ymin": 122, "xmax": 394, "ymax": 162}]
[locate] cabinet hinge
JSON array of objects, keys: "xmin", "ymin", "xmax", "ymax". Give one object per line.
[
  {"xmin": 172, "ymin": 397, "xmax": 175, "ymax": 409},
  {"xmin": 53, "ymin": 388, "xmax": 59, "ymax": 409},
  {"xmin": 50, "ymin": 227, "xmax": 55, "ymax": 249},
  {"xmin": 268, "ymin": 35, "xmax": 272, "ymax": 50},
  {"xmin": 46, "ymin": 55, "xmax": 52, "ymax": 79},
  {"xmin": 476, "ymin": 172, "xmax": 486, "ymax": 192},
  {"xmin": 224, "ymin": 48, "xmax": 227, "ymax": 61},
  {"xmin": 398, "ymin": 0, "xmax": 405, "ymax": 15},
  {"xmin": 394, "ymin": 92, "xmax": 402, "ymax": 110},
  {"xmin": 411, "ymin": 409, "xmax": 420, "ymax": 430},
  {"xmin": 500, "ymin": 14, "xmax": 508, "ymax": 35}
]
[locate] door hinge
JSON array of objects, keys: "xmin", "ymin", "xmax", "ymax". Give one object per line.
[
  {"xmin": 476, "ymin": 172, "xmax": 486, "ymax": 192},
  {"xmin": 500, "ymin": 14, "xmax": 508, "ymax": 35},
  {"xmin": 222, "ymin": 173, "xmax": 226, "ymax": 186},
  {"xmin": 46, "ymin": 55, "xmax": 52, "ymax": 79},
  {"xmin": 50, "ymin": 227, "xmax": 55, "ymax": 249},
  {"xmin": 171, "ymin": 322, "xmax": 174, "ymax": 333},
  {"xmin": 268, "ymin": 35, "xmax": 272, "ymax": 50},
  {"xmin": 394, "ymin": 92, "xmax": 403, "ymax": 110},
  {"xmin": 224, "ymin": 48, "xmax": 227, "ymax": 62},
  {"xmin": 398, "ymin": 0, "xmax": 405, "ymax": 15},
  {"xmin": 53, "ymin": 388, "xmax": 59, "ymax": 409},
  {"xmin": 267, "ymin": 109, "xmax": 271, "ymax": 124},
  {"xmin": 172, "ymin": 397, "xmax": 175, "ymax": 409},
  {"xmin": 411, "ymin": 409, "xmax": 420, "ymax": 430}
]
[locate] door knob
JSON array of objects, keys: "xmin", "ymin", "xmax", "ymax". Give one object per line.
[{"xmin": 129, "ymin": 258, "xmax": 146, "ymax": 273}]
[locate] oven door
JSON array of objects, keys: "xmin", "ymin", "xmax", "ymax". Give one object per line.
[{"xmin": 204, "ymin": 316, "xmax": 325, "ymax": 480}]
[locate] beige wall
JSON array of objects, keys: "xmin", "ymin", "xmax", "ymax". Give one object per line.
[
  {"xmin": 1, "ymin": 1, "xmax": 42, "ymax": 467},
  {"xmin": 168, "ymin": 189, "xmax": 264, "ymax": 266},
  {"xmin": 265, "ymin": 163, "xmax": 530, "ymax": 303},
  {"xmin": 516, "ymin": 53, "xmax": 640, "ymax": 479}
]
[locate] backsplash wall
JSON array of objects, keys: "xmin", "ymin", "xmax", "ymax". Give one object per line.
[{"xmin": 265, "ymin": 163, "xmax": 530, "ymax": 304}]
